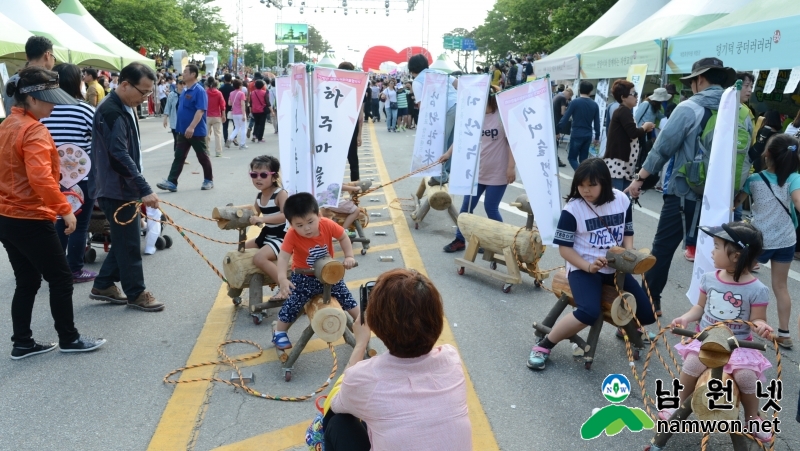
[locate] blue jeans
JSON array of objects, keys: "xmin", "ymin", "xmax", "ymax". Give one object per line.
[
  {"xmin": 55, "ymin": 180, "xmax": 93, "ymax": 273},
  {"xmin": 643, "ymin": 194, "xmax": 699, "ymax": 310},
  {"xmin": 568, "ymin": 270, "xmax": 656, "ymax": 326},
  {"xmin": 385, "ymin": 107, "xmax": 398, "ymax": 130},
  {"xmin": 371, "ymin": 99, "xmax": 380, "ymax": 121},
  {"xmin": 567, "ymin": 135, "xmax": 593, "ymax": 170},
  {"xmin": 94, "ymin": 197, "xmax": 146, "ymax": 300},
  {"xmin": 454, "ymin": 184, "xmax": 507, "ymax": 242}
]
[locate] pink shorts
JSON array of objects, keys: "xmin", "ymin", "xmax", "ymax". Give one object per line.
[
  {"xmin": 325, "ymin": 200, "xmax": 358, "ymax": 215},
  {"xmin": 675, "ymin": 338, "xmax": 772, "ymax": 381}
]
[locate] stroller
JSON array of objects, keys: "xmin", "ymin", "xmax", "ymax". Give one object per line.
[{"xmin": 85, "ymin": 203, "xmax": 172, "ymax": 263}]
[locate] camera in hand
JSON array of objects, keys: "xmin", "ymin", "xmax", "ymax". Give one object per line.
[{"xmin": 359, "ymin": 281, "xmax": 376, "ymax": 325}]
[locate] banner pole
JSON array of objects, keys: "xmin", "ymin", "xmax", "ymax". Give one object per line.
[
  {"xmin": 308, "ymin": 65, "xmax": 315, "ymax": 192},
  {"xmin": 546, "ymin": 74, "xmax": 562, "ymax": 196},
  {"xmin": 730, "ymin": 80, "xmax": 742, "ymax": 224}
]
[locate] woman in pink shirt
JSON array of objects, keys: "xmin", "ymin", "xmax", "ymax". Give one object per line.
[
  {"xmin": 249, "ymin": 79, "xmax": 269, "ymax": 143},
  {"xmin": 324, "ymin": 269, "xmax": 472, "ymax": 451},
  {"xmin": 226, "ymin": 79, "xmax": 248, "ymax": 150},
  {"xmin": 205, "ymin": 77, "xmax": 226, "ymax": 156}
]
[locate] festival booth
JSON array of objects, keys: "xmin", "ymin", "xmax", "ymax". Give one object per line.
[
  {"xmin": 579, "ymin": 0, "xmax": 753, "ymax": 80},
  {"xmin": 0, "ymin": 1, "xmax": 119, "ymax": 70},
  {"xmin": 533, "ymin": 0, "xmax": 669, "ymax": 81},
  {"xmin": 54, "ymin": 0, "xmax": 155, "ymax": 69},
  {"xmin": 667, "ymin": 0, "xmax": 800, "ymax": 113}
]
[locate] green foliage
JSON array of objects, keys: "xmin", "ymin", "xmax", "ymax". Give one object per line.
[
  {"xmin": 178, "ymin": 0, "xmax": 236, "ymax": 56},
  {"xmin": 243, "ymin": 43, "xmax": 266, "ymax": 69},
  {"xmin": 245, "ymin": 46, "xmax": 309, "ymax": 71},
  {"xmin": 306, "ymin": 26, "xmax": 330, "ymax": 57}
]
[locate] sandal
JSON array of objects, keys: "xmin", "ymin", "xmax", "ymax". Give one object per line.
[
  {"xmin": 616, "ymin": 328, "xmax": 657, "ymax": 343},
  {"xmin": 655, "ymin": 309, "xmax": 662, "ymax": 317},
  {"xmin": 272, "ymin": 331, "xmax": 292, "ymax": 350}
]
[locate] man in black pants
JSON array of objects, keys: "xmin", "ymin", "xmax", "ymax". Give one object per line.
[
  {"xmin": 340, "ymin": 62, "xmax": 363, "ymax": 181},
  {"xmin": 89, "ymin": 62, "xmax": 165, "ymax": 312},
  {"xmin": 218, "ymin": 73, "xmax": 234, "ymax": 145}
]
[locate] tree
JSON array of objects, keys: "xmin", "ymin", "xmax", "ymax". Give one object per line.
[
  {"xmin": 473, "ymin": 0, "xmax": 523, "ymax": 64},
  {"xmin": 306, "ymin": 25, "xmax": 330, "ymax": 57},
  {"xmin": 243, "ymin": 43, "xmax": 265, "ymax": 68},
  {"xmin": 178, "ymin": 0, "xmax": 235, "ymax": 55}
]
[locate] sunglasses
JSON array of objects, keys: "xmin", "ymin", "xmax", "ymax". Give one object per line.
[{"xmin": 250, "ymin": 171, "xmax": 276, "ymax": 179}]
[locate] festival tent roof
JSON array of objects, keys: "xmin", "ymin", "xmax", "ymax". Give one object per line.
[
  {"xmin": 667, "ymin": 0, "xmax": 800, "ymax": 74},
  {"xmin": 0, "ymin": 0, "xmax": 119, "ymax": 70},
  {"xmin": 0, "ymin": 12, "xmax": 36, "ymax": 61},
  {"xmin": 316, "ymin": 54, "xmax": 338, "ymax": 69},
  {"xmin": 429, "ymin": 53, "xmax": 459, "ymax": 74},
  {"xmin": 579, "ymin": 0, "xmax": 753, "ymax": 79},
  {"xmin": 55, "ymin": 0, "xmax": 154, "ymax": 69},
  {"xmin": 533, "ymin": 0, "xmax": 670, "ymax": 80}
]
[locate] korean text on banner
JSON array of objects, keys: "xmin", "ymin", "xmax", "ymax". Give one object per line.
[
  {"xmin": 595, "ymin": 79, "xmax": 610, "ymax": 157},
  {"xmin": 410, "ymin": 72, "xmax": 448, "ymax": 176},
  {"xmin": 276, "ymin": 76, "xmax": 293, "ymax": 189},
  {"xmin": 686, "ymin": 86, "xmax": 739, "ymax": 305},
  {"xmin": 450, "ymin": 74, "xmax": 491, "ymax": 195},
  {"xmin": 627, "ymin": 64, "xmax": 648, "ymax": 117},
  {"xmin": 312, "ymin": 68, "xmax": 368, "ymax": 207},
  {"xmin": 496, "ymin": 78, "xmax": 561, "ymax": 245},
  {"xmin": 288, "ymin": 64, "xmax": 312, "ymax": 195}
]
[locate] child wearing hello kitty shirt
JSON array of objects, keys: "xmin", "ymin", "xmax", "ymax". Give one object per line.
[{"xmin": 663, "ymin": 221, "xmax": 774, "ymax": 443}]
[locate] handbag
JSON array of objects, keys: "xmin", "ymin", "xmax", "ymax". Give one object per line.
[{"xmin": 390, "ymin": 101, "xmax": 398, "ymax": 110}]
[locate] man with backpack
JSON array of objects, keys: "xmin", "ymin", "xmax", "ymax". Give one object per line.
[{"xmin": 626, "ymin": 57, "xmax": 736, "ymax": 316}]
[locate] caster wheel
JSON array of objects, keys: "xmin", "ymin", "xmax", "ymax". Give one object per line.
[
  {"xmin": 457, "ymin": 267, "xmax": 465, "ymax": 275},
  {"xmin": 360, "ymin": 248, "xmax": 367, "ymax": 255},
  {"xmin": 232, "ymin": 297, "xmax": 242, "ymax": 306},
  {"xmin": 164, "ymin": 235, "xmax": 173, "ymax": 248},
  {"xmin": 502, "ymin": 283, "xmax": 512, "ymax": 293},
  {"xmin": 414, "ymin": 223, "xmax": 419, "ymax": 229},
  {"xmin": 252, "ymin": 314, "xmax": 263, "ymax": 325},
  {"xmin": 633, "ymin": 349, "xmax": 640, "ymax": 361},
  {"xmin": 584, "ymin": 361, "xmax": 592, "ymax": 370},
  {"xmin": 85, "ymin": 248, "xmax": 97, "ymax": 263},
  {"xmin": 534, "ymin": 279, "xmax": 541, "ymax": 288},
  {"xmin": 643, "ymin": 445, "xmax": 651, "ymax": 451},
  {"xmin": 155, "ymin": 236, "xmax": 166, "ymax": 250},
  {"xmin": 489, "ymin": 262, "xmax": 497, "ymax": 270},
  {"xmin": 284, "ymin": 371, "xmax": 292, "ymax": 382}
]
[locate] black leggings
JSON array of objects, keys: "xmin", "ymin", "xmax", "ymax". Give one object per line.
[
  {"xmin": 323, "ymin": 412, "xmax": 370, "ymax": 451},
  {"xmin": 348, "ymin": 126, "xmax": 360, "ymax": 181}
]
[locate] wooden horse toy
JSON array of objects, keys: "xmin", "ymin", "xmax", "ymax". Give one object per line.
[
  {"xmin": 533, "ymin": 246, "xmax": 656, "ymax": 369},
  {"xmin": 454, "ymin": 195, "xmax": 548, "ymax": 293},
  {"xmin": 323, "ymin": 180, "xmax": 372, "ymax": 255},
  {"xmin": 214, "ymin": 204, "xmax": 281, "ymax": 325},
  {"xmin": 645, "ymin": 326, "xmax": 769, "ymax": 451},
  {"xmin": 410, "ymin": 177, "xmax": 459, "ymax": 229},
  {"xmin": 272, "ymin": 257, "xmax": 375, "ymax": 382}
]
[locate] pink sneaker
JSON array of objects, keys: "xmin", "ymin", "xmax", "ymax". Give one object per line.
[
  {"xmin": 72, "ymin": 269, "xmax": 97, "ymax": 283},
  {"xmin": 684, "ymin": 246, "xmax": 696, "ymax": 262},
  {"xmin": 657, "ymin": 408, "xmax": 676, "ymax": 421}
]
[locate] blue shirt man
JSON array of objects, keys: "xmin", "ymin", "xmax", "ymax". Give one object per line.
[
  {"xmin": 558, "ymin": 81, "xmax": 600, "ymax": 170},
  {"xmin": 176, "ymin": 79, "xmax": 208, "ymax": 137}
]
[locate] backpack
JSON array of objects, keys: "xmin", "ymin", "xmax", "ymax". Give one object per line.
[
  {"xmin": 524, "ymin": 61, "xmax": 533, "ymax": 76},
  {"xmin": 508, "ymin": 65, "xmax": 518, "ymax": 85},
  {"xmin": 734, "ymin": 105, "xmax": 753, "ymax": 190},
  {"xmin": 675, "ymin": 107, "xmax": 716, "ymax": 195}
]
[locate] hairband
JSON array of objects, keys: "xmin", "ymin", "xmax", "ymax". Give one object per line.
[
  {"xmin": 789, "ymin": 144, "xmax": 797, "ymax": 152},
  {"xmin": 19, "ymin": 81, "xmax": 60, "ymax": 94}
]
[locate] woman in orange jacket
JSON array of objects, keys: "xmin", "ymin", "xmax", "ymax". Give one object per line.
[{"xmin": 0, "ymin": 67, "xmax": 106, "ymax": 359}]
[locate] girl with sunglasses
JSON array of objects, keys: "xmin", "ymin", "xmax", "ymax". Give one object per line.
[{"xmin": 244, "ymin": 155, "xmax": 288, "ymax": 300}]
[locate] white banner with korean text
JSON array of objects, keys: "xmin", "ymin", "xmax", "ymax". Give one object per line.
[
  {"xmin": 410, "ymin": 71, "xmax": 448, "ymax": 176},
  {"xmin": 276, "ymin": 76, "xmax": 293, "ymax": 189},
  {"xmin": 449, "ymin": 74, "xmax": 491, "ymax": 195},
  {"xmin": 312, "ymin": 68, "xmax": 369, "ymax": 207},
  {"xmin": 686, "ymin": 86, "xmax": 739, "ymax": 305},
  {"xmin": 595, "ymin": 79, "xmax": 610, "ymax": 158},
  {"xmin": 287, "ymin": 64, "xmax": 313, "ymax": 195},
  {"xmin": 496, "ymin": 78, "xmax": 561, "ymax": 245}
]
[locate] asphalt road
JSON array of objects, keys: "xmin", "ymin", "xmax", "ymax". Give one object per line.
[{"xmin": 0, "ymin": 116, "xmax": 798, "ymax": 451}]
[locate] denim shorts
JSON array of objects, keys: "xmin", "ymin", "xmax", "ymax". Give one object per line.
[{"xmin": 757, "ymin": 244, "xmax": 796, "ymax": 264}]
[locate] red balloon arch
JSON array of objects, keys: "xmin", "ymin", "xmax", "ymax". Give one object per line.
[{"xmin": 361, "ymin": 46, "xmax": 432, "ymax": 72}]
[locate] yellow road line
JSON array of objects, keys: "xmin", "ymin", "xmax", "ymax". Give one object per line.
[
  {"xmin": 366, "ymin": 220, "xmax": 392, "ymax": 228},
  {"xmin": 333, "ymin": 242, "xmax": 400, "ymax": 258},
  {"xmin": 211, "ymin": 420, "xmax": 308, "ymax": 451}
]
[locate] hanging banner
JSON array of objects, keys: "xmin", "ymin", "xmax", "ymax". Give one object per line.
[
  {"xmin": 762, "ymin": 67, "xmax": 780, "ymax": 94},
  {"xmin": 627, "ymin": 64, "xmax": 648, "ymax": 118},
  {"xmin": 784, "ymin": 67, "xmax": 800, "ymax": 94},
  {"xmin": 287, "ymin": 64, "xmax": 312, "ymax": 195},
  {"xmin": 410, "ymin": 71, "xmax": 448, "ymax": 176},
  {"xmin": 686, "ymin": 86, "xmax": 739, "ymax": 305},
  {"xmin": 496, "ymin": 78, "xmax": 561, "ymax": 245},
  {"xmin": 595, "ymin": 79, "xmax": 610, "ymax": 158},
  {"xmin": 311, "ymin": 68, "xmax": 369, "ymax": 207},
  {"xmin": 449, "ymin": 74, "xmax": 491, "ymax": 195},
  {"xmin": 276, "ymin": 76, "xmax": 292, "ymax": 188}
]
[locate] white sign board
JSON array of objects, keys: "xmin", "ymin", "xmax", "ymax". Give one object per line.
[
  {"xmin": 410, "ymin": 72, "xmax": 448, "ymax": 177},
  {"xmin": 595, "ymin": 79, "xmax": 610, "ymax": 158},
  {"xmin": 449, "ymin": 74, "xmax": 491, "ymax": 195},
  {"xmin": 288, "ymin": 64, "xmax": 313, "ymax": 195}
]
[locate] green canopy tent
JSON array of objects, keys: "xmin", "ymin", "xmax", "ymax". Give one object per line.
[
  {"xmin": 533, "ymin": 0, "xmax": 669, "ymax": 80},
  {"xmin": 580, "ymin": 0, "xmax": 753, "ymax": 79},
  {"xmin": 55, "ymin": 0, "xmax": 155, "ymax": 69},
  {"xmin": 0, "ymin": 12, "xmax": 36, "ymax": 62},
  {"xmin": 0, "ymin": 0, "xmax": 119, "ymax": 70}
]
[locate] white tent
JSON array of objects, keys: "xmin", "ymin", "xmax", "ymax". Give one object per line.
[
  {"xmin": 316, "ymin": 54, "xmax": 338, "ymax": 69},
  {"xmin": 580, "ymin": 0, "xmax": 753, "ymax": 79},
  {"xmin": 429, "ymin": 53, "xmax": 459, "ymax": 74},
  {"xmin": 533, "ymin": 0, "xmax": 670, "ymax": 80},
  {"xmin": 55, "ymin": 0, "xmax": 154, "ymax": 69},
  {"xmin": 0, "ymin": 0, "xmax": 119, "ymax": 69}
]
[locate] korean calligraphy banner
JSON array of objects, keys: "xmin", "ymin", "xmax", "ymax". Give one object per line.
[
  {"xmin": 410, "ymin": 71, "xmax": 448, "ymax": 176},
  {"xmin": 496, "ymin": 78, "xmax": 561, "ymax": 245},
  {"xmin": 311, "ymin": 68, "xmax": 369, "ymax": 207},
  {"xmin": 276, "ymin": 76, "xmax": 293, "ymax": 189},
  {"xmin": 686, "ymin": 86, "xmax": 738, "ymax": 305},
  {"xmin": 288, "ymin": 64, "xmax": 313, "ymax": 195},
  {"xmin": 449, "ymin": 74, "xmax": 491, "ymax": 195},
  {"xmin": 595, "ymin": 79, "xmax": 610, "ymax": 157}
]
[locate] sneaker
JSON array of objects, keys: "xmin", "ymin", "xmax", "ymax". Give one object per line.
[
  {"xmin": 347, "ymin": 231, "xmax": 357, "ymax": 240},
  {"xmin": 72, "ymin": 269, "xmax": 97, "ymax": 283},
  {"xmin": 775, "ymin": 336, "xmax": 793, "ymax": 349},
  {"xmin": 201, "ymin": 180, "xmax": 214, "ymax": 190},
  {"xmin": 90, "ymin": 285, "xmax": 128, "ymax": 305},
  {"xmin": 657, "ymin": 408, "xmax": 676, "ymax": 421},
  {"xmin": 233, "ymin": 138, "xmax": 239, "ymax": 146},
  {"xmin": 246, "ymin": 128, "xmax": 252, "ymax": 138},
  {"xmin": 753, "ymin": 428, "xmax": 774, "ymax": 443},
  {"xmin": 616, "ymin": 328, "xmax": 657, "ymax": 343},
  {"xmin": 239, "ymin": 145, "xmax": 248, "ymax": 150},
  {"xmin": 526, "ymin": 346, "xmax": 550, "ymax": 370},
  {"xmin": 258, "ymin": 139, "xmax": 265, "ymax": 143},
  {"xmin": 683, "ymin": 245, "xmax": 696, "ymax": 262},
  {"xmin": 443, "ymin": 239, "xmax": 465, "ymax": 253},
  {"xmin": 752, "ymin": 262, "xmax": 760, "ymax": 272},
  {"xmin": 157, "ymin": 180, "xmax": 178, "ymax": 192},
  {"xmin": 225, "ymin": 140, "xmax": 231, "ymax": 149},
  {"xmin": 60, "ymin": 336, "xmax": 106, "ymax": 353},
  {"xmin": 272, "ymin": 331, "xmax": 292, "ymax": 350},
  {"xmin": 127, "ymin": 291, "xmax": 165, "ymax": 312},
  {"xmin": 215, "ymin": 153, "xmax": 222, "ymax": 157},
  {"xmin": 251, "ymin": 137, "xmax": 256, "ymax": 142},
  {"xmin": 557, "ymin": 158, "xmax": 567, "ymax": 168},
  {"xmin": 11, "ymin": 341, "xmax": 57, "ymax": 360}
]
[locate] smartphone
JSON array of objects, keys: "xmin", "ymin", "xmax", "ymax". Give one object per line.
[{"xmin": 359, "ymin": 281, "xmax": 376, "ymax": 324}]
